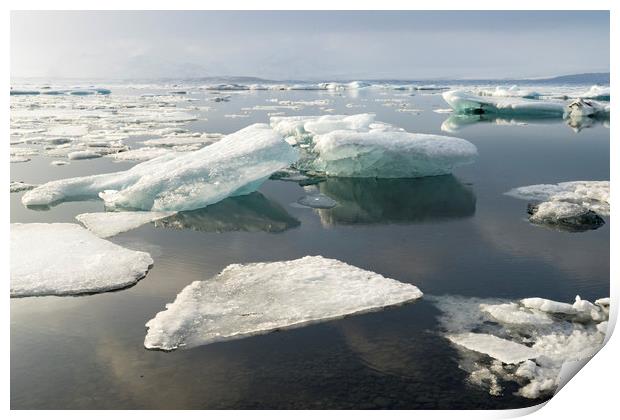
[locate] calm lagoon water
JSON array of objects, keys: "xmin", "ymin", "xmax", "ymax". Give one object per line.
[{"xmin": 10, "ymin": 86, "xmax": 609, "ymax": 409}]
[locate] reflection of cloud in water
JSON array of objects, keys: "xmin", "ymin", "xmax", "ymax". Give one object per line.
[
  {"xmin": 154, "ymin": 192, "xmax": 300, "ymax": 233},
  {"xmin": 441, "ymin": 114, "xmax": 609, "ymax": 133},
  {"xmin": 317, "ymin": 176, "xmax": 475, "ymax": 226}
]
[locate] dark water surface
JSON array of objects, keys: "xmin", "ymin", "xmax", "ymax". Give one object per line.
[{"xmin": 10, "ymin": 88, "xmax": 609, "ymax": 409}]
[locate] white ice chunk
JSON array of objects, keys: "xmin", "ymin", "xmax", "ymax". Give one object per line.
[
  {"xmin": 576, "ymin": 85, "xmax": 610, "ymax": 101},
  {"xmin": 22, "ymin": 124, "xmax": 298, "ymax": 212},
  {"xmin": 144, "ymin": 256, "xmax": 422, "ymax": 350},
  {"xmin": 76, "ymin": 211, "xmax": 176, "ymax": 238},
  {"xmin": 447, "ymin": 333, "xmax": 539, "ymax": 364},
  {"xmin": 480, "ymin": 303, "xmax": 553, "ymax": 325},
  {"xmin": 442, "ymin": 90, "xmax": 565, "ymax": 116},
  {"xmin": 475, "ymin": 85, "xmax": 541, "ymax": 99},
  {"xmin": 46, "ymin": 125, "xmax": 89, "ymax": 137},
  {"xmin": 68, "ymin": 150, "xmax": 102, "ymax": 160},
  {"xmin": 10, "ymin": 223, "xmax": 153, "ymax": 297},
  {"xmin": 521, "ymin": 297, "xmax": 577, "ymax": 315},
  {"xmin": 51, "ymin": 160, "xmax": 69, "ymax": 166}
]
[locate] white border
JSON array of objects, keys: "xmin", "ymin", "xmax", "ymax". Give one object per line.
[{"xmin": 2, "ymin": 2, "xmax": 617, "ymax": 419}]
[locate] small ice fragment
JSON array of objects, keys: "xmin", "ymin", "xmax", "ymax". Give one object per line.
[
  {"xmin": 51, "ymin": 160, "xmax": 69, "ymax": 166},
  {"xmin": 520, "ymin": 297, "xmax": 577, "ymax": 315},
  {"xmin": 76, "ymin": 211, "xmax": 176, "ymax": 238},
  {"xmin": 480, "ymin": 303, "xmax": 553, "ymax": 325},
  {"xmin": 10, "ymin": 223, "xmax": 153, "ymax": 297},
  {"xmin": 296, "ymin": 194, "xmax": 338, "ymax": 209},
  {"xmin": 144, "ymin": 256, "xmax": 422, "ymax": 350},
  {"xmin": 10, "ymin": 181, "xmax": 37, "ymax": 193},
  {"xmin": 68, "ymin": 150, "xmax": 102, "ymax": 160}
]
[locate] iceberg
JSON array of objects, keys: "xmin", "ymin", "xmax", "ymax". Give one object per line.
[
  {"xmin": 506, "ymin": 180, "xmax": 609, "ymax": 231},
  {"xmin": 431, "ymin": 294, "xmax": 608, "ymax": 399},
  {"xmin": 144, "ymin": 256, "xmax": 423, "ymax": 350},
  {"xmin": 22, "ymin": 124, "xmax": 298, "ymax": 212},
  {"xmin": 271, "ymin": 114, "xmax": 477, "ymax": 178},
  {"xmin": 11, "ymin": 223, "xmax": 153, "ymax": 297},
  {"xmin": 153, "ymin": 192, "xmax": 300, "ymax": 233},
  {"xmin": 565, "ymin": 98, "xmax": 610, "ymax": 119},
  {"xmin": 442, "ymin": 90, "xmax": 566, "ymax": 116},
  {"xmin": 76, "ymin": 211, "xmax": 176, "ymax": 238}
]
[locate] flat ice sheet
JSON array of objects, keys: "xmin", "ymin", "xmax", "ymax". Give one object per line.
[
  {"xmin": 144, "ymin": 256, "xmax": 423, "ymax": 350},
  {"xmin": 11, "ymin": 223, "xmax": 153, "ymax": 297},
  {"xmin": 447, "ymin": 333, "xmax": 539, "ymax": 364},
  {"xmin": 76, "ymin": 211, "xmax": 176, "ymax": 238}
]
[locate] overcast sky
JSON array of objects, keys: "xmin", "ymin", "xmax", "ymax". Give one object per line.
[{"xmin": 11, "ymin": 11, "xmax": 610, "ymax": 81}]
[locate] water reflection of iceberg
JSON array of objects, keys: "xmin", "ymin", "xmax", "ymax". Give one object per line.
[
  {"xmin": 317, "ymin": 176, "xmax": 475, "ymax": 226},
  {"xmin": 441, "ymin": 114, "xmax": 609, "ymax": 133},
  {"xmin": 154, "ymin": 192, "xmax": 300, "ymax": 233}
]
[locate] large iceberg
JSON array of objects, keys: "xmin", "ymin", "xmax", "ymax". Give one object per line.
[
  {"xmin": 442, "ymin": 90, "xmax": 566, "ymax": 116},
  {"xmin": 270, "ymin": 114, "xmax": 477, "ymax": 178},
  {"xmin": 431, "ymin": 294, "xmax": 608, "ymax": 399},
  {"xmin": 22, "ymin": 124, "xmax": 298, "ymax": 211},
  {"xmin": 144, "ymin": 256, "xmax": 423, "ymax": 350},
  {"xmin": 11, "ymin": 223, "xmax": 153, "ymax": 297},
  {"xmin": 506, "ymin": 181, "xmax": 609, "ymax": 231}
]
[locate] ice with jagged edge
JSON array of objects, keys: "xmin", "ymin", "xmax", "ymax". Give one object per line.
[
  {"xmin": 144, "ymin": 256, "xmax": 423, "ymax": 350},
  {"xmin": 430, "ymin": 294, "xmax": 609, "ymax": 399},
  {"xmin": 442, "ymin": 90, "xmax": 566, "ymax": 116},
  {"xmin": 22, "ymin": 124, "xmax": 298, "ymax": 212},
  {"xmin": 576, "ymin": 85, "xmax": 610, "ymax": 101},
  {"xmin": 270, "ymin": 113, "xmax": 477, "ymax": 178},
  {"xmin": 506, "ymin": 180, "xmax": 609, "ymax": 230},
  {"xmin": 11, "ymin": 223, "xmax": 153, "ymax": 297},
  {"xmin": 474, "ymin": 85, "xmax": 542, "ymax": 99},
  {"xmin": 10, "ymin": 181, "xmax": 37, "ymax": 193},
  {"xmin": 76, "ymin": 211, "xmax": 176, "ymax": 238}
]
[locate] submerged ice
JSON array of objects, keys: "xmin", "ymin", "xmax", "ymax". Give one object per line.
[
  {"xmin": 11, "ymin": 223, "xmax": 153, "ymax": 297},
  {"xmin": 270, "ymin": 114, "xmax": 477, "ymax": 178},
  {"xmin": 144, "ymin": 256, "xmax": 423, "ymax": 350},
  {"xmin": 76, "ymin": 211, "xmax": 176, "ymax": 238},
  {"xmin": 22, "ymin": 124, "xmax": 298, "ymax": 211}
]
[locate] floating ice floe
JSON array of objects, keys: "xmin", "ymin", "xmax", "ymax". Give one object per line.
[
  {"xmin": 51, "ymin": 160, "xmax": 69, "ymax": 166},
  {"xmin": 154, "ymin": 192, "xmax": 300, "ymax": 233},
  {"xmin": 144, "ymin": 256, "xmax": 423, "ymax": 350},
  {"xmin": 76, "ymin": 211, "xmax": 176, "ymax": 238},
  {"xmin": 142, "ymin": 134, "xmax": 222, "ymax": 147},
  {"xmin": 22, "ymin": 124, "xmax": 298, "ymax": 211},
  {"xmin": 10, "ymin": 223, "xmax": 153, "ymax": 297},
  {"xmin": 442, "ymin": 90, "xmax": 566, "ymax": 116},
  {"xmin": 506, "ymin": 181, "xmax": 609, "ymax": 231},
  {"xmin": 10, "ymin": 181, "xmax": 38, "ymax": 193},
  {"xmin": 431, "ymin": 294, "xmax": 609, "ymax": 399},
  {"xmin": 270, "ymin": 113, "xmax": 477, "ymax": 178}
]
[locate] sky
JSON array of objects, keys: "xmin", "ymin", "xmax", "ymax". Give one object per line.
[{"xmin": 10, "ymin": 11, "xmax": 610, "ymax": 81}]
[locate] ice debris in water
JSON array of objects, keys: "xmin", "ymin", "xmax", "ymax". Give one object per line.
[
  {"xmin": 111, "ymin": 147, "xmax": 172, "ymax": 162},
  {"xmin": 474, "ymin": 86, "xmax": 542, "ymax": 99},
  {"xmin": 10, "ymin": 181, "xmax": 38, "ymax": 193},
  {"xmin": 10, "ymin": 223, "xmax": 153, "ymax": 297},
  {"xmin": 22, "ymin": 124, "xmax": 298, "ymax": 212},
  {"xmin": 506, "ymin": 181, "xmax": 609, "ymax": 231},
  {"xmin": 430, "ymin": 294, "xmax": 609, "ymax": 399},
  {"xmin": 76, "ymin": 211, "xmax": 176, "ymax": 238},
  {"xmin": 576, "ymin": 85, "xmax": 610, "ymax": 101},
  {"xmin": 68, "ymin": 150, "xmax": 102, "ymax": 160},
  {"xmin": 144, "ymin": 256, "xmax": 423, "ymax": 350},
  {"xmin": 270, "ymin": 113, "xmax": 477, "ymax": 178}
]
